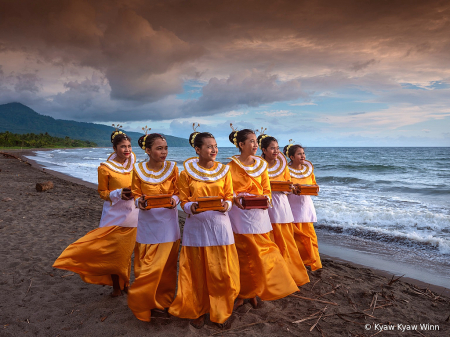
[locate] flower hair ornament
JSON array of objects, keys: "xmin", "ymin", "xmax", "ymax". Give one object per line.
[
  {"xmin": 111, "ymin": 123, "xmax": 127, "ymax": 143},
  {"xmin": 190, "ymin": 123, "xmax": 200, "ymax": 148},
  {"xmin": 285, "ymin": 139, "xmax": 295, "ymax": 156},
  {"xmin": 140, "ymin": 125, "xmax": 151, "ymax": 150},
  {"xmin": 229, "ymin": 123, "xmax": 239, "ymax": 147},
  {"xmin": 256, "ymin": 127, "xmax": 269, "ymax": 148}
]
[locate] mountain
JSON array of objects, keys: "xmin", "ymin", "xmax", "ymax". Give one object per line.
[{"xmin": 0, "ymin": 102, "xmax": 189, "ymax": 147}]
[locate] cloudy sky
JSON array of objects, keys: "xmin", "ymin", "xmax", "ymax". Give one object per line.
[{"xmin": 1, "ymin": 0, "xmax": 449, "ymax": 146}]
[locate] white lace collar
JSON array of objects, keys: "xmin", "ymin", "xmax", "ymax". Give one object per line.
[
  {"xmin": 134, "ymin": 161, "xmax": 176, "ymax": 184},
  {"xmin": 289, "ymin": 160, "xmax": 314, "ymax": 179},
  {"xmin": 267, "ymin": 153, "xmax": 287, "ymax": 178},
  {"xmin": 184, "ymin": 157, "xmax": 229, "ymax": 182},
  {"xmin": 228, "ymin": 155, "xmax": 268, "ymax": 178},
  {"xmin": 101, "ymin": 152, "xmax": 136, "ymax": 174}
]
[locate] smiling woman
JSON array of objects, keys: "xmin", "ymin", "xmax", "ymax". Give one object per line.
[{"xmin": 53, "ymin": 129, "xmax": 138, "ymax": 297}]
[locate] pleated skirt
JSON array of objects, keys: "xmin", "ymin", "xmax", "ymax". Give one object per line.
[
  {"xmin": 168, "ymin": 244, "xmax": 240, "ymax": 324},
  {"xmin": 53, "ymin": 226, "xmax": 137, "ymax": 289},
  {"xmin": 128, "ymin": 240, "xmax": 181, "ymax": 321},
  {"xmin": 233, "ymin": 232, "xmax": 299, "ymax": 300},
  {"xmin": 271, "ymin": 223, "xmax": 310, "ymax": 286},
  {"xmin": 293, "ymin": 222, "xmax": 322, "ymax": 271}
]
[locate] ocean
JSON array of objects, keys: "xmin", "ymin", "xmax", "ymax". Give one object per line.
[{"xmin": 25, "ymin": 147, "xmax": 450, "ymax": 287}]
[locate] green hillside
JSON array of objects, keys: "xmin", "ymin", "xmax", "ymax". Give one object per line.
[
  {"xmin": 0, "ymin": 131, "xmax": 97, "ymax": 148},
  {"xmin": 0, "ymin": 102, "xmax": 189, "ymax": 147}
]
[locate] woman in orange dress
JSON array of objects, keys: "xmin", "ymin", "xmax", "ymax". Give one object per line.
[
  {"xmin": 284, "ymin": 143, "xmax": 322, "ymax": 271},
  {"xmin": 127, "ymin": 131, "xmax": 180, "ymax": 322},
  {"xmin": 257, "ymin": 132, "xmax": 310, "ymax": 286},
  {"xmin": 169, "ymin": 127, "xmax": 239, "ymax": 330},
  {"xmin": 227, "ymin": 126, "xmax": 299, "ymax": 309},
  {"xmin": 53, "ymin": 129, "xmax": 138, "ymax": 296}
]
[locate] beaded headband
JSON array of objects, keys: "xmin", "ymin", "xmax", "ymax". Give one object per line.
[
  {"xmin": 256, "ymin": 127, "xmax": 269, "ymax": 148},
  {"xmin": 190, "ymin": 123, "xmax": 201, "ymax": 148},
  {"xmin": 111, "ymin": 123, "xmax": 128, "ymax": 143},
  {"xmin": 140, "ymin": 125, "xmax": 166, "ymax": 150},
  {"xmin": 285, "ymin": 139, "xmax": 295, "ymax": 156},
  {"xmin": 229, "ymin": 123, "xmax": 239, "ymax": 147}
]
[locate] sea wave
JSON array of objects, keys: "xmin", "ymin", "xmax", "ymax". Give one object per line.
[{"xmin": 315, "ymin": 222, "xmax": 450, "ymax": 254}]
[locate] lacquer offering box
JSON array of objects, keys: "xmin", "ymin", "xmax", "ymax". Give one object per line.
[
  {"xmin": 122, "ymin": 187, "xmax": 132, "ymax": 198},
  {"xmin": 196, "ymin": 196, "xmax": 223, "ymax": 212},
  {"xmin": 241, "ymin": 196, "xmax": 269, "ymax": 210},
  {"xmin": 295, "ymin": 184, "xmax": 319, "ymax": 196},
  {"xmin": 144, "ymin": 194, "xmax": 173, "ymax": 209},
  {"xmin": 270, "ymin": 180, "xmax": 292, "ymax": 192}
]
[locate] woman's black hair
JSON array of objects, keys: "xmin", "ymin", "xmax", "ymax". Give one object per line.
[
  {"xmin": 283, "ymin": 144, "xmax": 304, "ymax": 162},
  {"xmin": 138, "ymin": 133, "xmax": 166, "ymax": 150},
  {"xmin": 228, "ymin": 129, "xmax": 255, "ymax": 152},
  {"xmin": 111, "ymin": 132, "xmax": 131, "ymax": 148},
  {"xmin": 189, "ymin": 132, "xmax": 215, "ymax": 150},
  {"xmin": 257, "ymin": 134, "xmax": 278, "ymax": 158}
]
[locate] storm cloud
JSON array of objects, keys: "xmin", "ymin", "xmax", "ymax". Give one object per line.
[{"xmin": 0, "ymin": 0, "xmax": 449, "ymax": 125}]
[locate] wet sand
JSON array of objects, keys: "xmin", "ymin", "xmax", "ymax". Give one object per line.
[{"xmin": 1, "ymin": 152, "xmax": 449, "ymax": 336}]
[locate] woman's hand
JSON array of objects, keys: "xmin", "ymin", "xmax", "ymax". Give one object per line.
[
  {"xmin": 138, "ymin": 196, "xmax": 147, "ymax": 210},
  {"xmin": 234, "ymin": 196, "xmax": 245, "ymax": 210},
  {"xmin": 191, "ymin": 203, "xmax": 199, "ymax": 214},
  {"xmin": 220, "ymin": 200, "xmax": 229, "ymax": 213},
  {"xmin": 293, "ymin": 185, "xmax": 301, "ymax": 195},
  {"xmin": 121, "ymin": 188, "xmax": 133, "ymax": 200},
  {"xmin": 166, "ymin": 197, "xmax": 177, "ymax": 209}
]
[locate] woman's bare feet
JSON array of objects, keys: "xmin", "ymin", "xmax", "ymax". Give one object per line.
[
  {"xmin": 110, "ymin": 274, "xmax": 122, "ymax": 297},
  {"xmin": 190, "ymin": 314, "xmax": 206, "ymax": 329},
  {"xmin": 215, "ymin": 319, "xmax": 231, "ymax": 330},
  {"xmin": 233, "ymin": 298, "xmax": 244, "ymax": 310},
  {"xmin": 249, "ymin": 297, "xmax": 258, "ymax": 309}
]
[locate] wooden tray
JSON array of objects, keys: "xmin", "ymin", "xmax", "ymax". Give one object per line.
[
  {"xmin": 144, "ymin": 194, "xmax": 173, "ymax": 209},
  {"xmin": 196, "ymin": 196, "xmax": 223, "ymax": 212},
  {"xmin": 122, "ymin": 187, "xmax": 132, "ymax": 198},
  {"xmin": 241, "ymin": 195, "xmax": 269, "ymax": 210},
  {"xmin": 270, "ymin": 180, "xmax": 292, "ymax": 192},
  {"xmin": 295, "ymin": 184, "xmax": 319, "ymax": 196}
]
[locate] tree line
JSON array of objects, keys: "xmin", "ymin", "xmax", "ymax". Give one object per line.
[{"xmin": 0, "ymin": 131, "xmax": 97, "ymax": 148}]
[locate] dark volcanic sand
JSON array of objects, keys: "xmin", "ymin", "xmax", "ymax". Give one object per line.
[{"xmin": 0, "ymin": 153, "xmax": 449, "ymax": 336}]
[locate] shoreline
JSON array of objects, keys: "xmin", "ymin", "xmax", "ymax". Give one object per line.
[
  {"xmin": 4, "ymin": 149, "xmax": 449, "ymax": 295},
  {"xmin": 1, "ymin": 152, "xmax": 449, "ymax": 336}
]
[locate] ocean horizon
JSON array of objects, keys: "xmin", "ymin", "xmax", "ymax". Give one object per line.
[{"xmin": 25, "ymin": 146, "xmax": 450, "ymax": 287}]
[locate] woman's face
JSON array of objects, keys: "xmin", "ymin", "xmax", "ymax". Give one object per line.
[
  {"xmin": 114, "ymin": 139, "xmax": 132, "ymax": 161},
  {"xmin": 291, "ymin": 147, "xmax": 306, "ymax": 165},
  {"xmin": 262, "ymin": 140, "xmax": 279, "ymax": 161},
  {"xmin": 196, "ymin": 137, "xmax": 218, "ymax": 161},
  {"xmin": 146, "ymin": 138, "xmax": 168, "ymax": 163},
  {"xmin": 239, "ymin": 133, "xmax": 258, "ymax": 155}
]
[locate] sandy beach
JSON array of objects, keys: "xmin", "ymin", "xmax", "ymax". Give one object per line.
[{"xmin": 1, "ymin": 151, "xmax": 449, "ymax": 336}]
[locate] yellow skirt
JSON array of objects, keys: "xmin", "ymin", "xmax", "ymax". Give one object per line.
[
  {"xmin": 168, "ymin": 245, "xmax": 240, "ymax": 324},
  {"xmin": 271, "ymin": 223, "xmax": 310, "ymax": 286},
  {"xmin": 53, "ymin": 226, "xmax": 137, "ymax": 289},
  {"xmin": 293, "ymin": 222, "xmax": 322, "ymax": 271},
  {"xmin": 234, "ymin": 233, "xmax": 299, "ymax": 300},
  {"xmin": 127, "ymin": 240, "xmax": 180, "ymax": 322}
]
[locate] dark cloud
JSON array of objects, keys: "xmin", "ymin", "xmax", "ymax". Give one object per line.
[
  {"xmin": 0, "ymin": 0, "xmax": 449, "ymax": 122},
  {"xmin": 351, "ymin": 59, "xmax": 377, "ymax": 72},
  {"xmin": 348, "ymin": 112, "xmax": 366, "ymax": 116},
  {"xmin": 182, "ymin": 70, "xmax": 307, "ymax": 115}
]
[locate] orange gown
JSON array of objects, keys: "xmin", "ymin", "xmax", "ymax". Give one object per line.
[
  {"xmin": 127, "ymin": 161, "xmax": 181, "ymax": 322},
  {"xmin": 227, "ymin": 155, "xmax": 299, "ymax": 300},
  {"xmin": 288, "ymin": 161, "xmax": 322, "ymax": 271},
  {"xmin": 169, "ymin": 158, "xmax": 240, "ymax": 324},
  {"xmin": 266, "ymin": 154, "xmax": 310, "ymax": 286},
  {"xmin": 53, "ymin": 152, "xmax": 138, "ymax": 289}
]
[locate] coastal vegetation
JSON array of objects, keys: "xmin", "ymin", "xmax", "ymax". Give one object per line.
[
  {"xmin": 0, "ymin": 131, "xmax": 97, "ymax": 148},
  {"xmin": 0, "ymin": 102, "xmax": 189, "ymax": 147}
]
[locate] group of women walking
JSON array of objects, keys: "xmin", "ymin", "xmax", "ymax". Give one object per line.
[{"xmin": 53, "ymin": 124, "xmax": 321, "ymax": 330}]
